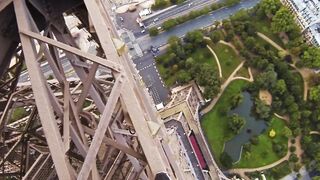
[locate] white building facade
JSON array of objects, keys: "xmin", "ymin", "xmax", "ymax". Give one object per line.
[{"xmin": 282, "ymin": 0, "xmax": 320, "ymax": 46}]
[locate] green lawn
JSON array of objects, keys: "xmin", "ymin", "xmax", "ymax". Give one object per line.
[
  {"xmin": 191, "ymin": 47, "xmax": 216, "ymax": 66},
  {"xmin": 212, "ymin": 43, "xmax": 242, "ymax": 80},
  {"xmin": 236, "ymin": 67, "xmax": 250, "ymax": 79},
  {"xmin": 201, "ymin": 80, "xmax": 249, "ymax": 163},
  {"xmin": 234, "ymin": 116, "xmax": 289, "ymax": 168}
]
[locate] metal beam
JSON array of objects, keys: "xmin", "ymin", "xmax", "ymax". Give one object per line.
[
  {"xmin": 19, "ymin": 30, "xmax": 122, "ymax": 72},
  {"xmin": 82, "ymin": 126, "xmax": 146, "ymax": 161},
  {"xmin": 0, "ymin": 0, "xmax": 13, "ymax": 12},
  {"xmin": 77, "ymin": 76, "xmax": 124, "ymax": 179},
  {"xmin": 76, "ymin": 63, "xmax": 99, "ymax": 112},
  {"xmin": 14, "ymin": 1, "xmax": 73, "ymax": 179}
]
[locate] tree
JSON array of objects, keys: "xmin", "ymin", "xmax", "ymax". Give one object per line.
[
  {"xmin": 255, "ymin": 68, "xmax": 277, "ymax": 90},
  {"xmin": 185, "ymin": 57, "xmax": 195, "ymax": 68},
  {"xmin": 231, "ymin": 93, "xmax": 244, "ymax": 108},
  {"xmin": 230, "ymin": 9, "xmax": 250, "ymax": 21},
  {"xmin": 244, "ymin": 36, "xmax": 256, "ymax": 49},
  {"xmin": 220, "ymin": 152, "xmax": 233, "ymax": 169},
  {"xmin": 309, "ymin": 85, "xmax": 320, "ymax": 103},
  {"xmin": 163, "ymin": 19, "xmax": 177, "ymax": 30},
  {"xmin": 194, "ymin": 64, "xmax": 221, "ymax": 99},
  {"xmin": 273, "ymin": 143, "xmax": 286, "ymax": 157},
  {"xmin": 283, "ymin": 126, "xmax": 293, "ymax": 138},
  {"xmin": 275, "ymin": 79, "xmax": 287, "ymax": 95},
  {"xmin": 260, "ymin": 0, "xmax": 281, "ymax": 16},
  {"xmin": 224, "ymin": 0, "xmax": 240, "ymax": 7},
  {"xmin": 152, "ymin": 0, "xmax": 170, "ymax": 10},
  {"xmin": 271, "ymin": 7, "xmax": 296, "ymax": 33},
  {"xmin": 255, "ymin": 99, "xmax": 271, "ymax": 119},
  {"xmin": 177, "ymin": 70, "xmax": 191, "ymax": 83},
  {"xmin": 184, "ymin": 30, "xmax": 205, "ymax": 47},
  {"xmin": 301, "ymin": 47, "xmax": 320, "ymax": 68},
  {"xmin": 312, "ymin": 176, "xmax": 320, "ymax": 180},
  {"xmin": 250, "ymin": 136, "xmax": 259, "ymax": 145},
  {"xmin": 289, "ymin": 153, "xmax": 299, "ymax": 163},
  {"xmin": 210, "ymin": 31, "xmax": 222, "ymax": 43},
  {"xmin": 149, "ymin": 27, "xmax": 159, "ymax": 36},
  {"xmin": 228, "ymin": 114, "xmax": 245, "ymax": 134},
  {"xmin": 243, "ymin": 143, "xmax": 252, "ymax": 152}
]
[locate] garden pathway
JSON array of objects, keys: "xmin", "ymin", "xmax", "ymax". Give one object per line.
[
  {"xmin": 294, "ymin": 135, "xmax": 304, "ymax": 164},
  {"xmin": 310, "ymin": 131, "xmax": 320, "ymax": 135},
  {"xmin": 206, "ymin": 45, "xmax": 223, "ymax": 78},
  {"xmin": 274, "ymin": 113, "xmax": 289, "ymax": 122}
]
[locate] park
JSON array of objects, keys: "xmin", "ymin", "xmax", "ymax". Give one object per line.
[{"xmin": 155, "ymin": 0, "xmax": 320, "ymax": 178}]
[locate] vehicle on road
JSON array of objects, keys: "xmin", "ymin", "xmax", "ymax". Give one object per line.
[
  {"xmin": 153, "ymin": 18, "xmax": 159, "ymax": 22},
  {"xmin": 139, "ymin": 22, "xmax": 145, "ymax": 28},
  {"xmin": 141, "ymin": 29, "xmax": 146, "ymax": 34},
  {"xmin": 150, "ymin": 46, "xmax": 159, "ymax": 53},
  {"xmin": 139, "ymin": 8, "xmax": 152, "ymax": 18}
]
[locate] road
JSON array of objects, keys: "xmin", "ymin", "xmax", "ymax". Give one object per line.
[
  {"xmin": 133, "ymin": 52, "xmax": 169, "ymax": 105},
  {"xmin": 143, "ymin": 0, "xmax": 213, "ymax": 27},
  {"xmin": 18, "ymin": 57, "xmax": 72, "ymax": 83},
  {"xmin": 137, "ymin": 0, "xmax": 260, "ymax": 51},
  {"xmin": 116, "ymin": 0, "xmax": 213, "ymax": 38}
]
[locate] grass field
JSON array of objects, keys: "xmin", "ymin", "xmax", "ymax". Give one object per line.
[
  {"xmin": 201, "ymin": 80, "xmax": 249, "ymax": 163},
  {"xmin": 236, "ymin": 67, "xmax": 250, "ymax": 79},
  {"xmin": 213, "ymin": 43, "xmax": 242, "ymax": 80},
  {"xmin": 234, "ymin": 116, "xmax": 289, "ymax": 168}
]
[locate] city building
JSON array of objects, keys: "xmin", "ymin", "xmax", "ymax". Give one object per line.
[{"xmin": 281, "ymin": 0, "xmax": 320, "ymax": 46}]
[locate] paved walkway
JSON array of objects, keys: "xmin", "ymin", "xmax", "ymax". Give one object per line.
[
  {"xmin": 206, "ymin": 45, "xmax": 223, "ymax": 78},
  {"xmin": 274, "ymin": 113, "xmax": 289, "ymax": 122},
  {"xmin": 310, "ymin": 131, "xmax": 320, "ymax": 135}
]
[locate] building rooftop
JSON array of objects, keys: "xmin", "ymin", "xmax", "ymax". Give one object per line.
[
  {"xmin": 165, "ymin": 81, "xmax": 204, "ymax": 109},
  {"xmin": 285, "ymin": 0, "xmax": 320, "ymax": 45}
]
